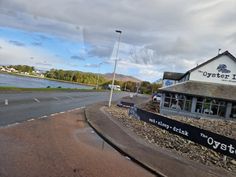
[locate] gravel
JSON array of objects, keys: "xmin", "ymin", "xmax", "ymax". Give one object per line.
[
  {"xmin": 140, "ymin": 101, "xmax": 236, "ymax": 139},
  {"xmin": 104, "ymin": 105, "xmax": 236, "ymax": 173}
]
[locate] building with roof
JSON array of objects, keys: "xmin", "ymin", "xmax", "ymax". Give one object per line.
[{"xmin": 159, "ymin": 51, "xmax": 236, "ymax": 119}]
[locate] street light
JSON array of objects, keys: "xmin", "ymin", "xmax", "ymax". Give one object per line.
[{"xmin": 108, "ymin": 30, "xmax": 122, "ymax": 107}]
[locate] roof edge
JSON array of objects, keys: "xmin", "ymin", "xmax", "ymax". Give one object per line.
[{"xmin": 179, "ymin": 50, "xmax": 236, "ymax": 80}]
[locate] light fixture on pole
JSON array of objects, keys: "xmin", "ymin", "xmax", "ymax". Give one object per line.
[{"xmin": 108, "ymin": 30, "xmax": 122, "ymax": 107}]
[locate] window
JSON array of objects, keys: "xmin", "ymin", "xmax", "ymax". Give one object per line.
[
  {"xmin": 195, "ymin": 97, "xmax": 204, "ymax": 113},
  {"xmin": 195, "ymin": 97, "xmax": 226, "ymax": 117},
  {"xmin": 230, "ymin": 103, "xmax": 236, "ymax": 119},
  {"xmin": 164, "ymin": 93, "xmax": 192, "ymax": 112},
  {"xmin": 164, "ymin": 93, "xmax": 172, "ymax": 108},
  {"xmin": 183, "ymin": 95, "xmax": 192, "ymax": 112}
]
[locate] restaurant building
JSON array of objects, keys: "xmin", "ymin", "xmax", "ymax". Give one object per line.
[{"xmin": 159, "ymin": 51, "xmax": 236, "ymax": 119}]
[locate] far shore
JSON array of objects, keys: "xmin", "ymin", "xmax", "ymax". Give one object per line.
[
  {"xmin": 0, "ymin": 86, "xmax": 106, "ymax": 92},
  {"xmin": 0, "ymin": 71, "xmax": 96, "ymax": 87}
]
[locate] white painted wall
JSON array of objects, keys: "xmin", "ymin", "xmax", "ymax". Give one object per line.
[{"xmin": 189, "ymin": 55, "xmax": 236, "ymax": 85}]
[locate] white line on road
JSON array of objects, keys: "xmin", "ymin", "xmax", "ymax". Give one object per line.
[
  {"xmin": 6, "ymin": 122, "xmax": 19, "ymax": 127},
  {"xmin": 53, "ymin": 97, "xmax": 60, "ymax": 101},
  {"xmin": 34, "ymin": 98, "xmax": 40, "ymax": 103},
  {"xmin": 39, "ymin": 115, "xmax": 47, "ymax": 119},
  {"xmin": 75, "ymin": 106, "xmax": 85, "ymax": 110},
  {"xmin": 4, "ymin": 122, "xmax": 20, "ymax": 128},
  {"xmin": 4, "ymin": 99, "xmax": 8, "ymax": 105},
  {"xmin": 67, "ymin": 96, "xmax": 73, "ymax": 99},
  {"xmin": 49, "ymin": 106, "xmax": 85, "ymax": 116},
  {"xmin": 50, "ymin": 113, "xmax": 58, "ymax": 116}
]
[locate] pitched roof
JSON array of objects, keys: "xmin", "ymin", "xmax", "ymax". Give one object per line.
[
  {"xmin": 180, "ymin": 51, "xmax": 236, "ymax": 80},
  {"xmin": 163, "ymin": 72, "xmax": 185, "ymax": 80},
  {"xmin": 159, "ymin": 80, "xmax": 236, "ymax": 101}
]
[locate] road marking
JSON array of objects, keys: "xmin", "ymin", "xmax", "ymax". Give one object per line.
[
  {"xmin": 34, "ymin": 98, "xmax": 40, "ymax": 103},
  {"xmin": 50, "ymin": 113, "xmax": 58, "ymax": 116},
  {"xmin": 8, "ymin": 122, "xmax": 19, "ymax": 126},
  {"xmin": 48, "ymin": 106, "xmax": 86, "ymax": 118},
  {"xmin": 53, "ymin": 97, "xmax": 60, "ymax": 101},
  {"xmin": 77, "ymin": 106, "xmax": 85, "ymax": 110},
  {"xmin": 67, "ymin": 96, "xmax": 73, "ymax": 99},
  {"xmin": 4, "ymin": 99, "xmax": 8, "ymax": 105},
  {"xmin": 39, "ymin": 115, "xmax": 47, "ymax": 119},
  {"xmin": 3, "ymin": 122, "xmax": 20, "ymax": 128}
]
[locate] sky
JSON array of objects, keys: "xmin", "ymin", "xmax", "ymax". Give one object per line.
[{"xmin": 0, "ymin": 0, "xmax": 235, "ymax": 82}]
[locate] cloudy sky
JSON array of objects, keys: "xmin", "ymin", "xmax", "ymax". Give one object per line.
[{"xmin": 0, "ymin": 0, "xmax": 235, "ymax": 82}]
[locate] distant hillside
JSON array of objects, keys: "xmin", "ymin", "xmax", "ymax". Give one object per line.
[{"xmin": 103, "ymin": 73, "xmax": 141, "ymax": 82}]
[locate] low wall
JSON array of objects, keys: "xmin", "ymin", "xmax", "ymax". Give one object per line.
[{"xmin": 129, "ymin": 106, "xmax": 236, "ymax": 159}]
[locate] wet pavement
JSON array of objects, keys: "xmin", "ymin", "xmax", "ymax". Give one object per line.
[
  {"xmin": 85, "ymin": 102, "xmax": 236, "ymax": 177},
  {"xmin": 0, "ymin": 109, "xmax": 154, "ymax": 177}
]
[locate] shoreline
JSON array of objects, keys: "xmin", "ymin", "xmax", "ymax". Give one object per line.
[
  {"xmin": 0, "ymin": 71, "xmax": 96, "ymax": 87},
  {"xmin": 0, "ymin": 86, "xmax": 106, "ymax": 92}
]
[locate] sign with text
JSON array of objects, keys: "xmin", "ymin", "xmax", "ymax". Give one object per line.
[
  {"xmin": 129, "ymin": 107, "xmax": 236, "ymax": 159},
  {"xmin": 198, "ymin": 64, "xmax": 236, "ymax": 83}
]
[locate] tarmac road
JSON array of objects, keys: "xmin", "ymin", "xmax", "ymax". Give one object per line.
[{"xmin": 0, "ymin": 91, "xmax": 129, "ymax": 126}]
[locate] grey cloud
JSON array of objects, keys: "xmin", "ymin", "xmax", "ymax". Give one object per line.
[
  {"xmin": 9, "ymin": 40, "xmax": 25, "ymax": 46},
  {"xmin": 70, "ymin": 55, "xmax": 85, "ymax": 60},
  {"xmin": 0, "ymin": 0, "xmax": 235, "ymax": 76},
  {"xmin": 87, "ymin": 45, "xmax": 113, "ymax": 59},
  {"xmin": 35, "ymin": 62, "xmax": 52, "ymax": 67},
  {"xmin": 227, "ymin": 33, "xmax": 236, "ymax": 44},
  {"xmin": 31, "ymin": 42, "xmax": 42, "ymax": 46},
  {"xmin": 38, "ymin": 34, "xmax": 50, "ymax": 40},
  {"xmin": 84, "ymin": 61, "xmax": 109, "ymax": 68},
  {"xmin": 84, "ymin": 63, "xmax": 99, "ymax": 68}
]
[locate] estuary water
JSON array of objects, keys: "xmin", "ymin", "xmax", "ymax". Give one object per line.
[{"xmin": 0, "ymin": 73, "xmax": 93, "ymax": 89}]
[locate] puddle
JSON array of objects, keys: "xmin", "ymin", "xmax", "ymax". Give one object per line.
[{"xmin": 75, "ymin": 125, "xmax": 114, "ymax": 152}]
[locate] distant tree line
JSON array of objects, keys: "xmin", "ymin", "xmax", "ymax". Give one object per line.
[
  {"xmin": 45, "ymin": 69, "xmax": 107, "ymax": 86},
  {"xmin": 45, "ymin": 69, "xmax": 161, "ymax": 93},
  {"xmin": 6, "ymin": 65, "xmax": 162, "ymax": 94},
  {"xmin": 9, "ymin": 65, "xmax": 35, "ymax": 73},
  {"xmin": 101, "ymin": 80, "xmax": 161, "ymax": 94}
]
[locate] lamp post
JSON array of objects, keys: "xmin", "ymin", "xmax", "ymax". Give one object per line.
[{"xmin": 108, "ymin": 30, "xmax": 122, "ymax": 107}]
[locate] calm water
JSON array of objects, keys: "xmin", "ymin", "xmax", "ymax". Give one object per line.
[{"xmin": 0, "ymin": 73, "xmax": 93, "ymax": 89}]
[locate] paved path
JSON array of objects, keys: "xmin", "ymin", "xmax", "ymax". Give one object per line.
[
  {"xmin": 0, "ymin": 91, "xmax": 129, "ymax": 126},
  {"xmin": 85, "ymin": 102, "xmax": 235, "ymax": 177},
  {"xmin": 0, "ymin": 108, "xmax": 154, "ymax": 177}
]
